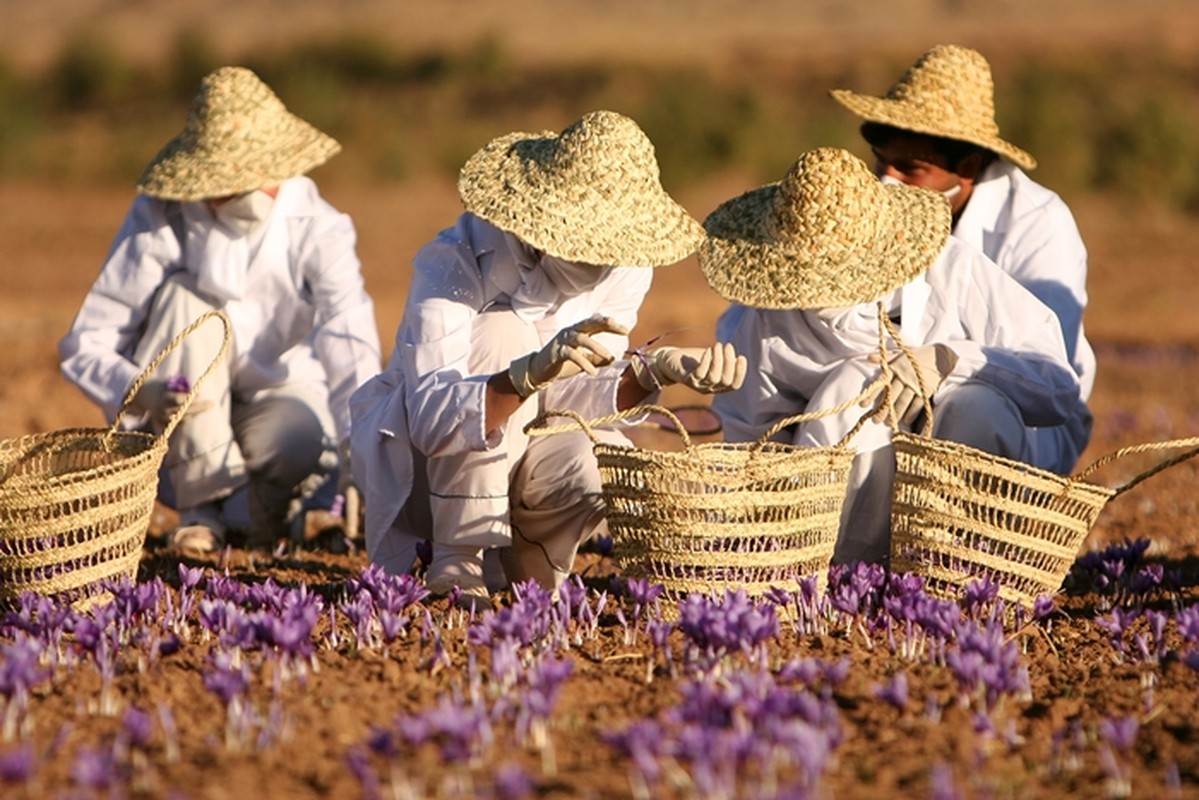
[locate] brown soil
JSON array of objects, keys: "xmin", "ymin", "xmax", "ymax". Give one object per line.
[{"xmin": 3, "ymin": 4, "xmax": 1199, "ymax": 799}]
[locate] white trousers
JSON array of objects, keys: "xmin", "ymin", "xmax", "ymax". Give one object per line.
[
  {"xmin": 137, "ymin": 274, "xmax": 337, "ymax": 543},
  {"xmin": 391, "ymin": 307, "xmax": 624, "ymax": 589}
]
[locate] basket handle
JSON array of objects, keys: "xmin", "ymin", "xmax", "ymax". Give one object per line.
[
  {"xmin": 1073, "ymin": 436, "xmax": 1199, "ymax": 497},
  {"xmin": 752, "ymin": 371, "xmax": 888, "ymax": 452},
  {"xmin": 109, "ymin": 310, "xmax": 233, "ymax": 443},
  {"xmin": 525, "ymin": 403, "xmax": 694, "ymax": 449}
]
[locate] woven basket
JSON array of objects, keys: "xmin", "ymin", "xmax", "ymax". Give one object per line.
[
  {"xmin": 528, "ymin": 389, "xmax": 882, "ymax": 609},
  {"xmin": 877, "ymin": 315, "xmax": 1199, "ymax": 606},
  {"xmin": 891, "ymin": 430, "xmax": 1199, "ymax": 607},
  {"xmin": 0, "ymin": 310, "xmax": 230, "ymax": 609}
]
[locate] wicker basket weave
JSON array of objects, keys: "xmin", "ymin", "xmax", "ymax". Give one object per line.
[
  {"xmin": 529, "ymin": 390, "xmax": 881, "ymax": 608},
  {"xmin": 0, "ymin": 310, "xmax": 230, "ymax": 609},
  {"xmin": 891, "ymin": 430, "xmax": 1199, "ymax": 607},
  {"xmin": 878, "ymin": 315, "xmax": 1199, "ymax": 606}
]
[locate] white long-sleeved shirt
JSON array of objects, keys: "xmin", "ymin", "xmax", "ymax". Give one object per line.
[
  {"xmin": 349, "ymin": 213, "xmax": 652, "ymax": 551},
  {"xmin": 58, "ymin": 176, "xmax": 381, "ymax": 442},
  {"xmin": 955, "ymin": 160, "xmax": 1095, "ymax": 400},
  {"xmin": 713, "ymin": 237, "xmax": 1084, "ymax": 451}
]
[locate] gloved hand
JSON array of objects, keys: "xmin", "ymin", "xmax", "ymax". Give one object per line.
[
  {"xmin": 131, "ymin": 379, "xmax": 213, "ymax": 433},
  {"xmin": 631, "ymin": 343, "xmax": 748, "ymax": 394},
  {"xmin": 866, "ymin": 343, "xmax": 959, "ymax": 426},
  {"xmin": 508, "ymin": 315, "xmax": 630, "ymax": 398}
]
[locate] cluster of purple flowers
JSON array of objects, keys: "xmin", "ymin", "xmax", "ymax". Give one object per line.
[
  {"xmin": 0, "ymin": 539, "xmax": 1196, "ymax": 799},
  {"xmin": 607, "ymin": 665, "xmax": 844, "ymax": 799},
  {"xmin": 1068, "ymin": 538, "xmax": 1178, "ymax": 607}
]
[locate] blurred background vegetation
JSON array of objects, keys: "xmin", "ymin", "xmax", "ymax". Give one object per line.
[{"xmin": 3, "ymin": 28, "xmax": 1198, "ymax": 215}]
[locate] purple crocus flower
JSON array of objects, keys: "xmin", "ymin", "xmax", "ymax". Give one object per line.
[
  {"xmin": 493, "ymin": 763, "xmax": 534, "ymax": 800},
  {"xmin": 1099, "ymin": 715, "xmax": 1139, "ymax": 753},
  {"xmin": 70, "ymin": 747, "xmax": 117, "ymax": 792},
  {"xmin": 872, "ymin": 671, "xmax": 910, "ymax": 711},
  {"xmin": 345, "ymin": 746, "xmax": 382, "ymax": 800},
  {"xmin": 164, "ymin": 374, "xmax": 191, "ymax": 393},
  {"xmin": 121, "ymin": 706, "xmax": 155, "ymax": 750},
  {"xmin": 0, "ymin": 745, "xmax": 35, "ymax": 784}
]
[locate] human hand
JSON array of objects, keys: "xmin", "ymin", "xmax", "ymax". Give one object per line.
[
  {"xmin": 131, "ymin": 379, "xmax": 213, "ymax": 433},
  {"xmin": 632, "ymin": 343, "xmax": 748, "ymax": 394},
  {"xmin": 508, "ymin": 315, "xmax": 630, "ymax": 398},
  {"xmin": 866, "ymin": 343, "xmax": 959, "ymax": 426}
]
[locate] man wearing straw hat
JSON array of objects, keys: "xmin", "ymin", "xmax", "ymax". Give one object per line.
[
  {"xmin": 831, "ymin": 44, "xmax": 1095, "ymax": 473},
  {"xmin": 705, "ymin": 147, "xmax": 1084, "ymax": 564},
  {"xmin": 59, "ymin": 66, "xmax": 381, "ymax": 554},
  {"xmin": 350, "ymin": 110, "xmax": 745, "ymax": 607}
]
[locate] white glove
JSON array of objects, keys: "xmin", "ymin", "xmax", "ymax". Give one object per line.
[
  {"xmin": 867, "ymin": 344, "xmax": 959, "ymax": 426},
  {"xmin": 632, "ymin": 343, "xmax": 748, "ymax": 394},
  {"xmin": 508, "ymin": 315, "xmax": 629, "ymax": 398},
  {"xmin": 131, "ymin": 380, "xmax": 213, "ymax": 433}
]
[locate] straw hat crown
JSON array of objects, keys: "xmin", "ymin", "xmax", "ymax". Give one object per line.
[
  {"xmin": 699, "ymin": 147, "xmax": 950, "ymax": 309},
  {"xmin": 136, "ymin": 66, "xmax": 341, "ymax": 201},
  {"xmin": 458, "ymin": 110, "xmax": 704, "ymax": 267},
  {"xmin": 831, "ymin": 44, "xmax": 1036, "ymax": 171}
]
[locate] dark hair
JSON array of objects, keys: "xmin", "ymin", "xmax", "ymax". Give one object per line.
[{"xmin": 860, "ymin": 122, "xmax": 997, "ymax": 172}]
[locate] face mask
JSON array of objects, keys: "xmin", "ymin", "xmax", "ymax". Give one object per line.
[
  {"xmin": 213, "ymin": 190, "xmax": 275, "ymax": 237},
  {"xmin": 880, "ymin": 172, "xmax": 961, "ymax": 201},
  {"xmin": 538, "ymin": 253, "xmax": 611, "ymax": 296}
]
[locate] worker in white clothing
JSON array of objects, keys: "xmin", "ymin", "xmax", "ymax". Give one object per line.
[
  {"xmin": 831, "ymin": 43, "xmax": 1094, "ymax": 473},
  {"xmin": 705, "ymin": 148, "xmax": 1082, "ymax": 564},
  {"xmin": 350, "ymin": 110, "xmax": 746, "ymax": 607},
  {"xmin": 59, "ymin": 66, "xmax": 382, "ymax": 553}
]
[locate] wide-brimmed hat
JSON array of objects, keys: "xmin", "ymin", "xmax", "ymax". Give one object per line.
[
  {"xmin": 830, "ymin": 44, "xmax": 1036, "ymax": 171},
  {"xmin": 698, "ymin": 147, "xmax": 951, "ymax": 309},
  {"xmin": 136, "ymin": 66, "xmax": 341, "ymax": 201},
  {"xmin": 457, "ymin": 110, "xmax": 704, "ymax": 267}
]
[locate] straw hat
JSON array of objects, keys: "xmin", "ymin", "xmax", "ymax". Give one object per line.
[
  {"xmin": 457, "ymin": 110, "xmax": 704, "ymax": 267},
  {"xmin": 136, "ymin": 66, "xmax": 341, "ymax": 201},
  {"xmin": 830, "ymin": 44, "xmax": 1036, "ymax": 171},
  {"xmin": 698, "ymin": 147, "xmax": 950, "ymax": 309}
]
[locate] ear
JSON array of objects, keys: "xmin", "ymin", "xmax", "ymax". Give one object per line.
[{"xmin": 956, "ymin": 153, "xmax": 984, "ymax": 181}]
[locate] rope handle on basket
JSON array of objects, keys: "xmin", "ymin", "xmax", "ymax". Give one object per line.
[
  {"xmin": 109, "ymin": 310, "xmax": 233, "ymax": 444},
  {"xmin": 1073, "ymin": 436, "xmax": 1199, "ymax": 497},
  {"xmin": 526, "ymin": 404, "xmax": 694, "ymax": 449},
  {"xmin": 754, "ymin": 372, "xmax": 888, "ymax": 452},
  {"xmin": 876, "ymin": 307, "xmax": 936, "ymax": 436},
  {"xmin": 526, "ymin": 374, "xmax": 889, "ymax": 457}
]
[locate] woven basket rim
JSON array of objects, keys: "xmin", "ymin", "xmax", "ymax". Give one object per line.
[{"xmin": 891, "ymin": 430, "xmax": 1117, "ymax": 499}]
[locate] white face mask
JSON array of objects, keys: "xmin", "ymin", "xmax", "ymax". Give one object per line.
[
  {"xmin": 538, "ymin": 253, "xmax": 611, "ymax": 296},
  {"xmin": 880, "ymin": 173, "xmax": 961, "ymax": 201},
  {"xmin": 213, "ymin": 190, "xmax": 275, "ymax": 237}
]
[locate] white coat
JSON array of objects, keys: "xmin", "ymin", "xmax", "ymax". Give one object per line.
[
  {"xmin": 955, "ymin": 160, "xmax": 1095, "ymax": 400},
  {"xmin": 58, "ymin": 176, "xmax": 381, "ymax": 444},
  {"xmin": 349, "ymin": 213, "xmax": 652, "ymax": 565}
]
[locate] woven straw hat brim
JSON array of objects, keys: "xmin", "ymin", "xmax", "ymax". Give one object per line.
[
  {"xmin": 137, "ymin": 121, "xmax": 340, "ymax": 201},
  {"xmin": 830, "ymin": 89, "xmax": 1037, "ymax": 171},
  {"xmin": 458, "ymin": 128, "xmax": 704, "ymax": 268},
  {"xmin": 699, "ymin": 180, "xmax": 950, "ymax": 310}
]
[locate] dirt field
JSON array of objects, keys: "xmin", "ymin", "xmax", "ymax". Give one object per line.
[{"xmin": 3, "ymin": 2, "xmax": 1199, "ymax": 798}]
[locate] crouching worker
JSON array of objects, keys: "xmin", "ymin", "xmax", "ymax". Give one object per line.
[
  {"xmin": 350, "ymin": 110, "xmax": 747, "ymax": 608},
  {"xmin": 59, "ymin": 67, "xmax": 382, "ymax": 553},
  {"xmin": 703, "ymin": 148, "xmax": 1083, "ymax": 565}
]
